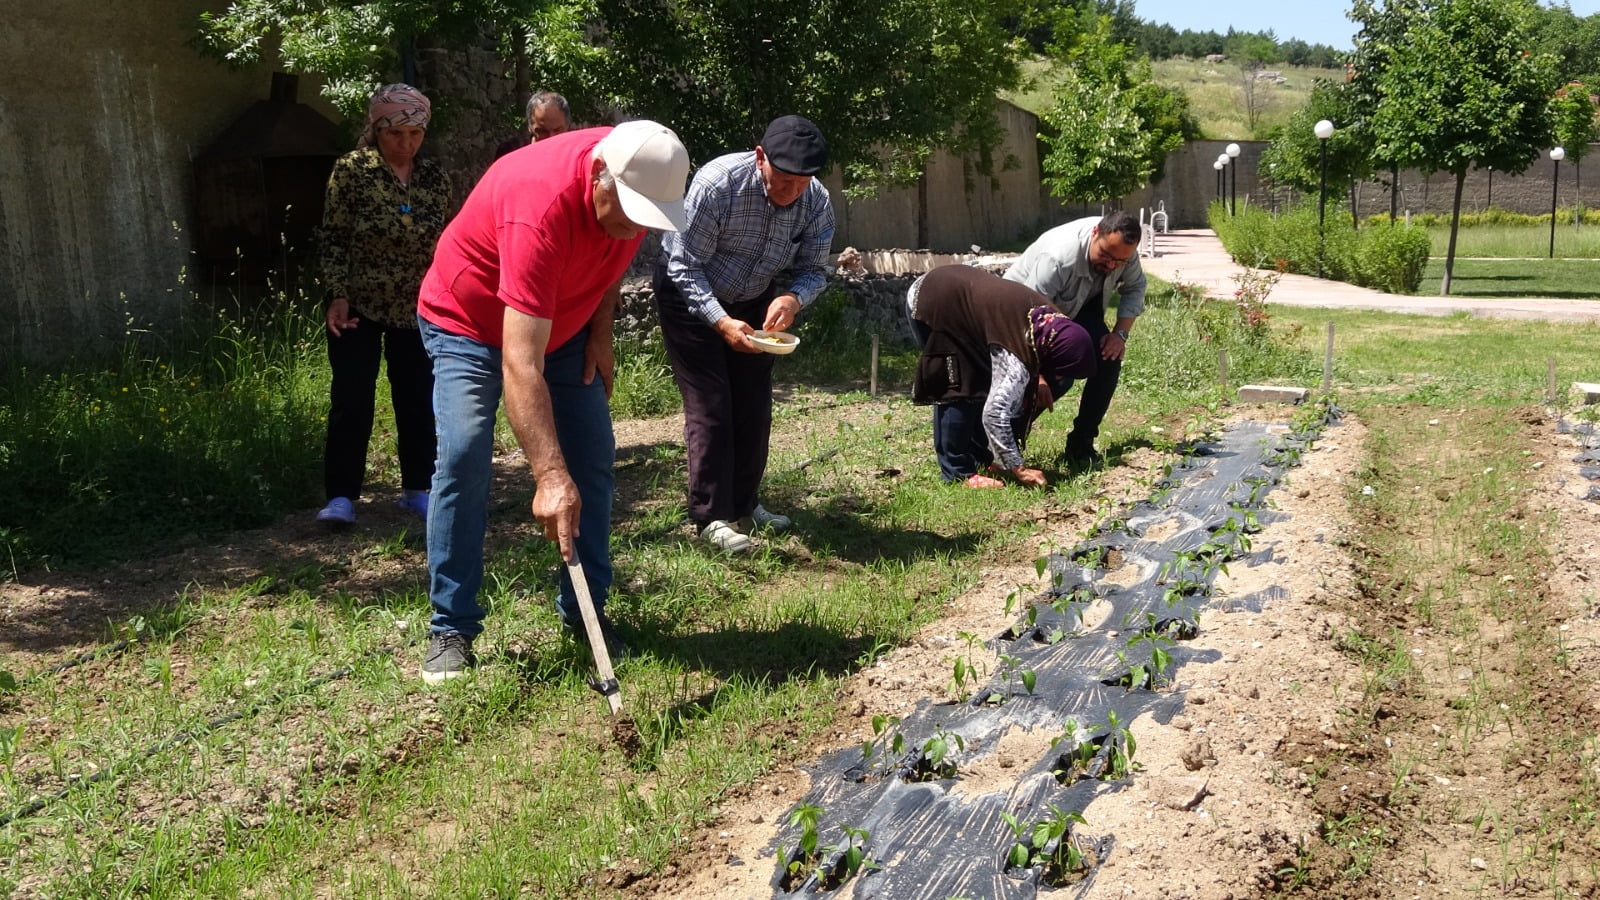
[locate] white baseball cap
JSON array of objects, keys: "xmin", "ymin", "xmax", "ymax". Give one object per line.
[{"xmin": 597, "ymin": 120, "xmax": 690, "ymax": 232}]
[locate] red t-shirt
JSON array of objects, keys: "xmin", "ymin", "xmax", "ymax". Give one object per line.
[{"xmin": 418, "ymin": 126, "xmax": 644, "ymax": 350}]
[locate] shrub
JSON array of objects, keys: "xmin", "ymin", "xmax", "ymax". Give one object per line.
[{"xmin": 1210, "ymin": 203, "xmax": 1431, "ymax": 294}]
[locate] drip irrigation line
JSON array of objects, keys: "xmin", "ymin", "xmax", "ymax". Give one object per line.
[
  {"xmin": 778, "ymin": 422, "xmax": 925, "ymax": 477},
  {"xmin": 0, "ymin": 644, "xmax": 399, "ymax": 829},
  {"xmin": 10, "ymin": 639, "xmax": 136, "ymax": 690}
]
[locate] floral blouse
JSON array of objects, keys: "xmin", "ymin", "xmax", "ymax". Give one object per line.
[{"xmin": 317, "ymin": 148, "xmax": 452, "ymax": 329}]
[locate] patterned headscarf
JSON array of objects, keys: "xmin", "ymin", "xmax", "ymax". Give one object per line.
[
  {"xmin": 357, "ymin": 83, "xmax": 431, "ymax": 148},
  {"xmin": 1029, "ymin": 305, "xmax": 1097, "ymax": 395}
]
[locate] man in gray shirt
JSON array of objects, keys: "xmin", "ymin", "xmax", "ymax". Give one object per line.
[{"xmin": 1004, "ymin": 210, "xmax": 1144, "ymax": 465}]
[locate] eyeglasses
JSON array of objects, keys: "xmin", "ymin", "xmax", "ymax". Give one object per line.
[{"xmin": 1095, "ymin": 240, "xmax": 1134, "ymax": 268}]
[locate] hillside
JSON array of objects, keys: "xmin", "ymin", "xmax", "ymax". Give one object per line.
[{"xmin": 1004, "ymin": 57, "xmax": 1343, "ymax": 141}]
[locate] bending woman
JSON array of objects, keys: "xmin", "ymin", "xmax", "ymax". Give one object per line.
[
  {"xmin": 315, "ymin": 84, "xmax": 453, "ymax": 525},
  {"xmin": 907, "ymin": 264, "xmax": 1097, "ymax": 488}
]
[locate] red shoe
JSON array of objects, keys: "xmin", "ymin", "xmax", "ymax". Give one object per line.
[{"xmin": 965, "ymin": 473, "xmax": 1005, "ymax": 489}]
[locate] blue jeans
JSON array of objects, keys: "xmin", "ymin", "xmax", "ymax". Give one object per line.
[{"xmin": 420, "ymin": 317, "xmax": 615, "ymax": 637}]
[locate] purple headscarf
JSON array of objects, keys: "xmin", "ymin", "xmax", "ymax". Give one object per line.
[
  {"xmin": 357, "ymin": 83, "xmax": 431, "ymax": 148},
  {"xmin": 1029, "ymin": 305, "xmax": 1097, "ymax": 392}
]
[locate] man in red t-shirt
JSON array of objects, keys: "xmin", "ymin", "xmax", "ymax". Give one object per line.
[{"xmin": 416, "ymin": 120, "xmax": 689, "ymax": 684}]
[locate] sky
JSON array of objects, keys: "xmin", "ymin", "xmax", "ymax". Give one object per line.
[{"xmin": 1132, "ymin": 0, "xmax": 1600, "ymax": 50}]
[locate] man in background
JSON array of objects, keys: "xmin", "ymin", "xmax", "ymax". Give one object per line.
[
  {"xmin": 1004, "ymin": 210, "xmax": 1145, "ymax": 467},
  {"xmin": 493, "ymin": 91, "xmax": 572, "ymax": 160}
]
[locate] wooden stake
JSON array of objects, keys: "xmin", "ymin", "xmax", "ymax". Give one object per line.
[
  {"xmin": 1322, "ymin": 322, "xmax": 1336, "ymax": 394},
  {"xmin": 870, "ymin": 334, "xmax": 880, "ymax": 397},
  {"xmin": 1219, "ymin": 349, "xmax": 1228, "ymax": 392}
]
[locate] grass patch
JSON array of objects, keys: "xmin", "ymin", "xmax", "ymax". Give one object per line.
[
  {"xmin": 1417, "ymin": 257, "xmax": 1600, "ymax": 300},
  {"xmin": 0, "ymin": 302, "xmax": 328, "ymax": 576}
]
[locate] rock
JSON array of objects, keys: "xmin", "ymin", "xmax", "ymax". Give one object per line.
[
  {"xmin": 1147, "ymin": 776, "xmax": 1210, "ymax": 810},
  {"xmin": 1181, "ymin": 736, "xmax": 1215, "ymax": 771}
]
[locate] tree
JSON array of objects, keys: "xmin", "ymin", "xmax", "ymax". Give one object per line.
[
  {"xmin": 586, "ymin": 0, "xmax": 1036, "ymax": 189},
  {"xmin": 196, "ymin": 0, "xmax": 523, "ymax": 116},
  {"xmin": 1359, "ymin": 0, "xmax": 1557, "ymax": 295},
  {"xmin": 1550, "ymin": 80, "xmax": 1599, "ymax": 198},
  {"xmin": 1038, "ymin": 19, "xmax": 1197, "ymax": 202},
  {"xmin": 1259, "ymin": 79, "xmax": 1372, "ymax": 221},
  {"xmin": 197, "ymin": 0, "xmax": 1042, "ymax": 192}
]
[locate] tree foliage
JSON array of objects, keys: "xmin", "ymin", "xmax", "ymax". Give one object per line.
[
  {"xmin": 195, "ymin": 0, "xmax": 1040, "ymax": 191},
  {"xmin": 584, "ymin": 0, "xmax": 1032, "ymax": 188},
  {"xmin": 1350, "ymin": 0, "xmax": 1557, "ymax": 294},
  {"xmin": 1550, "ymin": 81, "xmax": 1598, "ymax": 164},
  {"xmin": 1361, "ymin": 0, "xmax": 1555, "ymax": 178},
  {"xmin": 196, "ymin": 0, "xmax": 536, "ymax": 116},
  {"xmin": 1259, "ymin": 80, "xmax": 1371, "ymax": 198},
  {"xmin": 1038, "ymin": 20, "xmax": 1197, "ymax": 202}
]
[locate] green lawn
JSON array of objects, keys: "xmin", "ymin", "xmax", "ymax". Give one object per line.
[
  {"xmin": 1424, "ymin": 222, "xmax": 1600, "ymax": 259},
  {"xmin": 1418, "ymin": 257, "xmax": 1600, "ymax": 299}
]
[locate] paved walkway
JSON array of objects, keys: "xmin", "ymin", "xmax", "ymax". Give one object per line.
[{"xmin": 1140, "ymin": 229, "xmax": 1600, "ymax": 323}]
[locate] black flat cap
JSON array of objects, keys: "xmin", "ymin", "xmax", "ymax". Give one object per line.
[{"xmin": 760, "ymin": 115, "xmax": 828, "ymax": 175}]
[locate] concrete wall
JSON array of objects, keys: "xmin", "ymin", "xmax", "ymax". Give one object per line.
[
  {"xmin": 823, "ymin": 100, "xmax": 1074, "ymax": 253},
  {"xmin": 0, "ymin": 1, "xmax": 344, "ymax": 364},
  {"xmin": 1126, "ymin": 140, "xmax": 1600, "ymax": 228}
]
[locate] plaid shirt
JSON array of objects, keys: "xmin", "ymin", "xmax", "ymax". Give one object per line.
[{"xmin": 662, "ymin": 151, "xmax": 834, "ymax": 324}]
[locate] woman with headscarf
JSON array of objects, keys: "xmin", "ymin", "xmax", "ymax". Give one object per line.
[
  {"xmin": 906, "ymin": 264, "xmax": 1097, "ymax": 489},
  {"xmin": 315, "ymin": 84, "xmax": 453, "ymax": 526}
]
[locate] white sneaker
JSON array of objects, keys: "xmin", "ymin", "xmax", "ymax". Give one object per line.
[
  {"xmin": 700, "ymin": 520, "xmax": 753, "ymax": 554},
  {"xmin": 737, "ymin": 504, "xmax": 792, "ymax": 534}
]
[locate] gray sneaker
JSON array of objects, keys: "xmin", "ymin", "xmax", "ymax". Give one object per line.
[{"xmin": 421, "ymin": 631, "xmax": 475, "ymax": 685}]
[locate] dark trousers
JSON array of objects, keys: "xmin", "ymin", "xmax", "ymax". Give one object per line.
[
  {"xmin": 653, "ymin": 268, "xmax": 777, "ymax": 526},
  {"xmin": 324, "ymin": 315, "xmax": 436, "ymax": 501},
  {"xmin": 1066, "ymin": 306, "xmax": 1121, "ymax": 454}
]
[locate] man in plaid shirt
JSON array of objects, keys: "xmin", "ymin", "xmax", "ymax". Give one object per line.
[{"xmin": 653, "ymin": 115, "xmax": 835, "ymax": 554}]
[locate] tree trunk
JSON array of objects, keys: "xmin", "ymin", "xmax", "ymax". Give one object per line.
[
  {"xmin": 1390, "ymin": 162, "xmax": 1399, "ymax": 223},
  {"xmin": 1441, "ymin": 170, "xmax": 1466, "ymax": 296},
  {"xmin": 916, "ymin": 168, "xmax": 929, "ymax": 250}
]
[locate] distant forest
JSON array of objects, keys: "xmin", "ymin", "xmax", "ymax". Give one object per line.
[{"xmin": 1078, "ymin": 0, "xmax": 1600, "ymax": 84}]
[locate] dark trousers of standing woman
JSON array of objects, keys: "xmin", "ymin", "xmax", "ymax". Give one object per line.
[
  {"xmin": 324, "ymin": 314, "xmax": 437, "ymax": 501},
  {"xmin": 652, "ymin": 267, "xmax": 777, "ymax": 527}
]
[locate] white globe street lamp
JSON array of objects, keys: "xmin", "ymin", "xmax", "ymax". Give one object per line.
[
  {"xmin": 1226, "ymin": 142, "xmax": 1242, "ymax": 214},
  {"xmin": 1314, "ymin": 120, "xmax": 1335, "ymax": 277},
  {"xmin": 1550, "ymin": 147, "xmax": 1566, "ymax": 258}
]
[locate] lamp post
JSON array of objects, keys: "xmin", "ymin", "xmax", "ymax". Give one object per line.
[
  {"xmin": 1314, "ymin": 119, "xmax": 1334, "ymax": 278},
  {"xmin": 1486, "ymin": 165, "xmax": 1493, "ymax": 209},
  {"xmin": 1217, "ymin": 153, "xmax": 1230, "ymax": 211},
  {"xmin": 1550, "ymin": 147, "xmax": 1565, "ymax": 259},
  {"xmin": 1214, "ymin": 159, "xmax": 1225, "ymax": 201},
  {"xmin": 1226, "ymin": 142, "xmax": 1241, "ymax": 215}
]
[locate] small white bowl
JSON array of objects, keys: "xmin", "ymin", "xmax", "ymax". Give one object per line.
[{"xmin": 750, "ymin": 330, "xmax": 800, "ymax": 355}]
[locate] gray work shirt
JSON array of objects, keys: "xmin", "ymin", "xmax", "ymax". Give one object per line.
[{"xmin": 1003, "ymin": 217, "xmax": 1146, "ymax": 321}]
